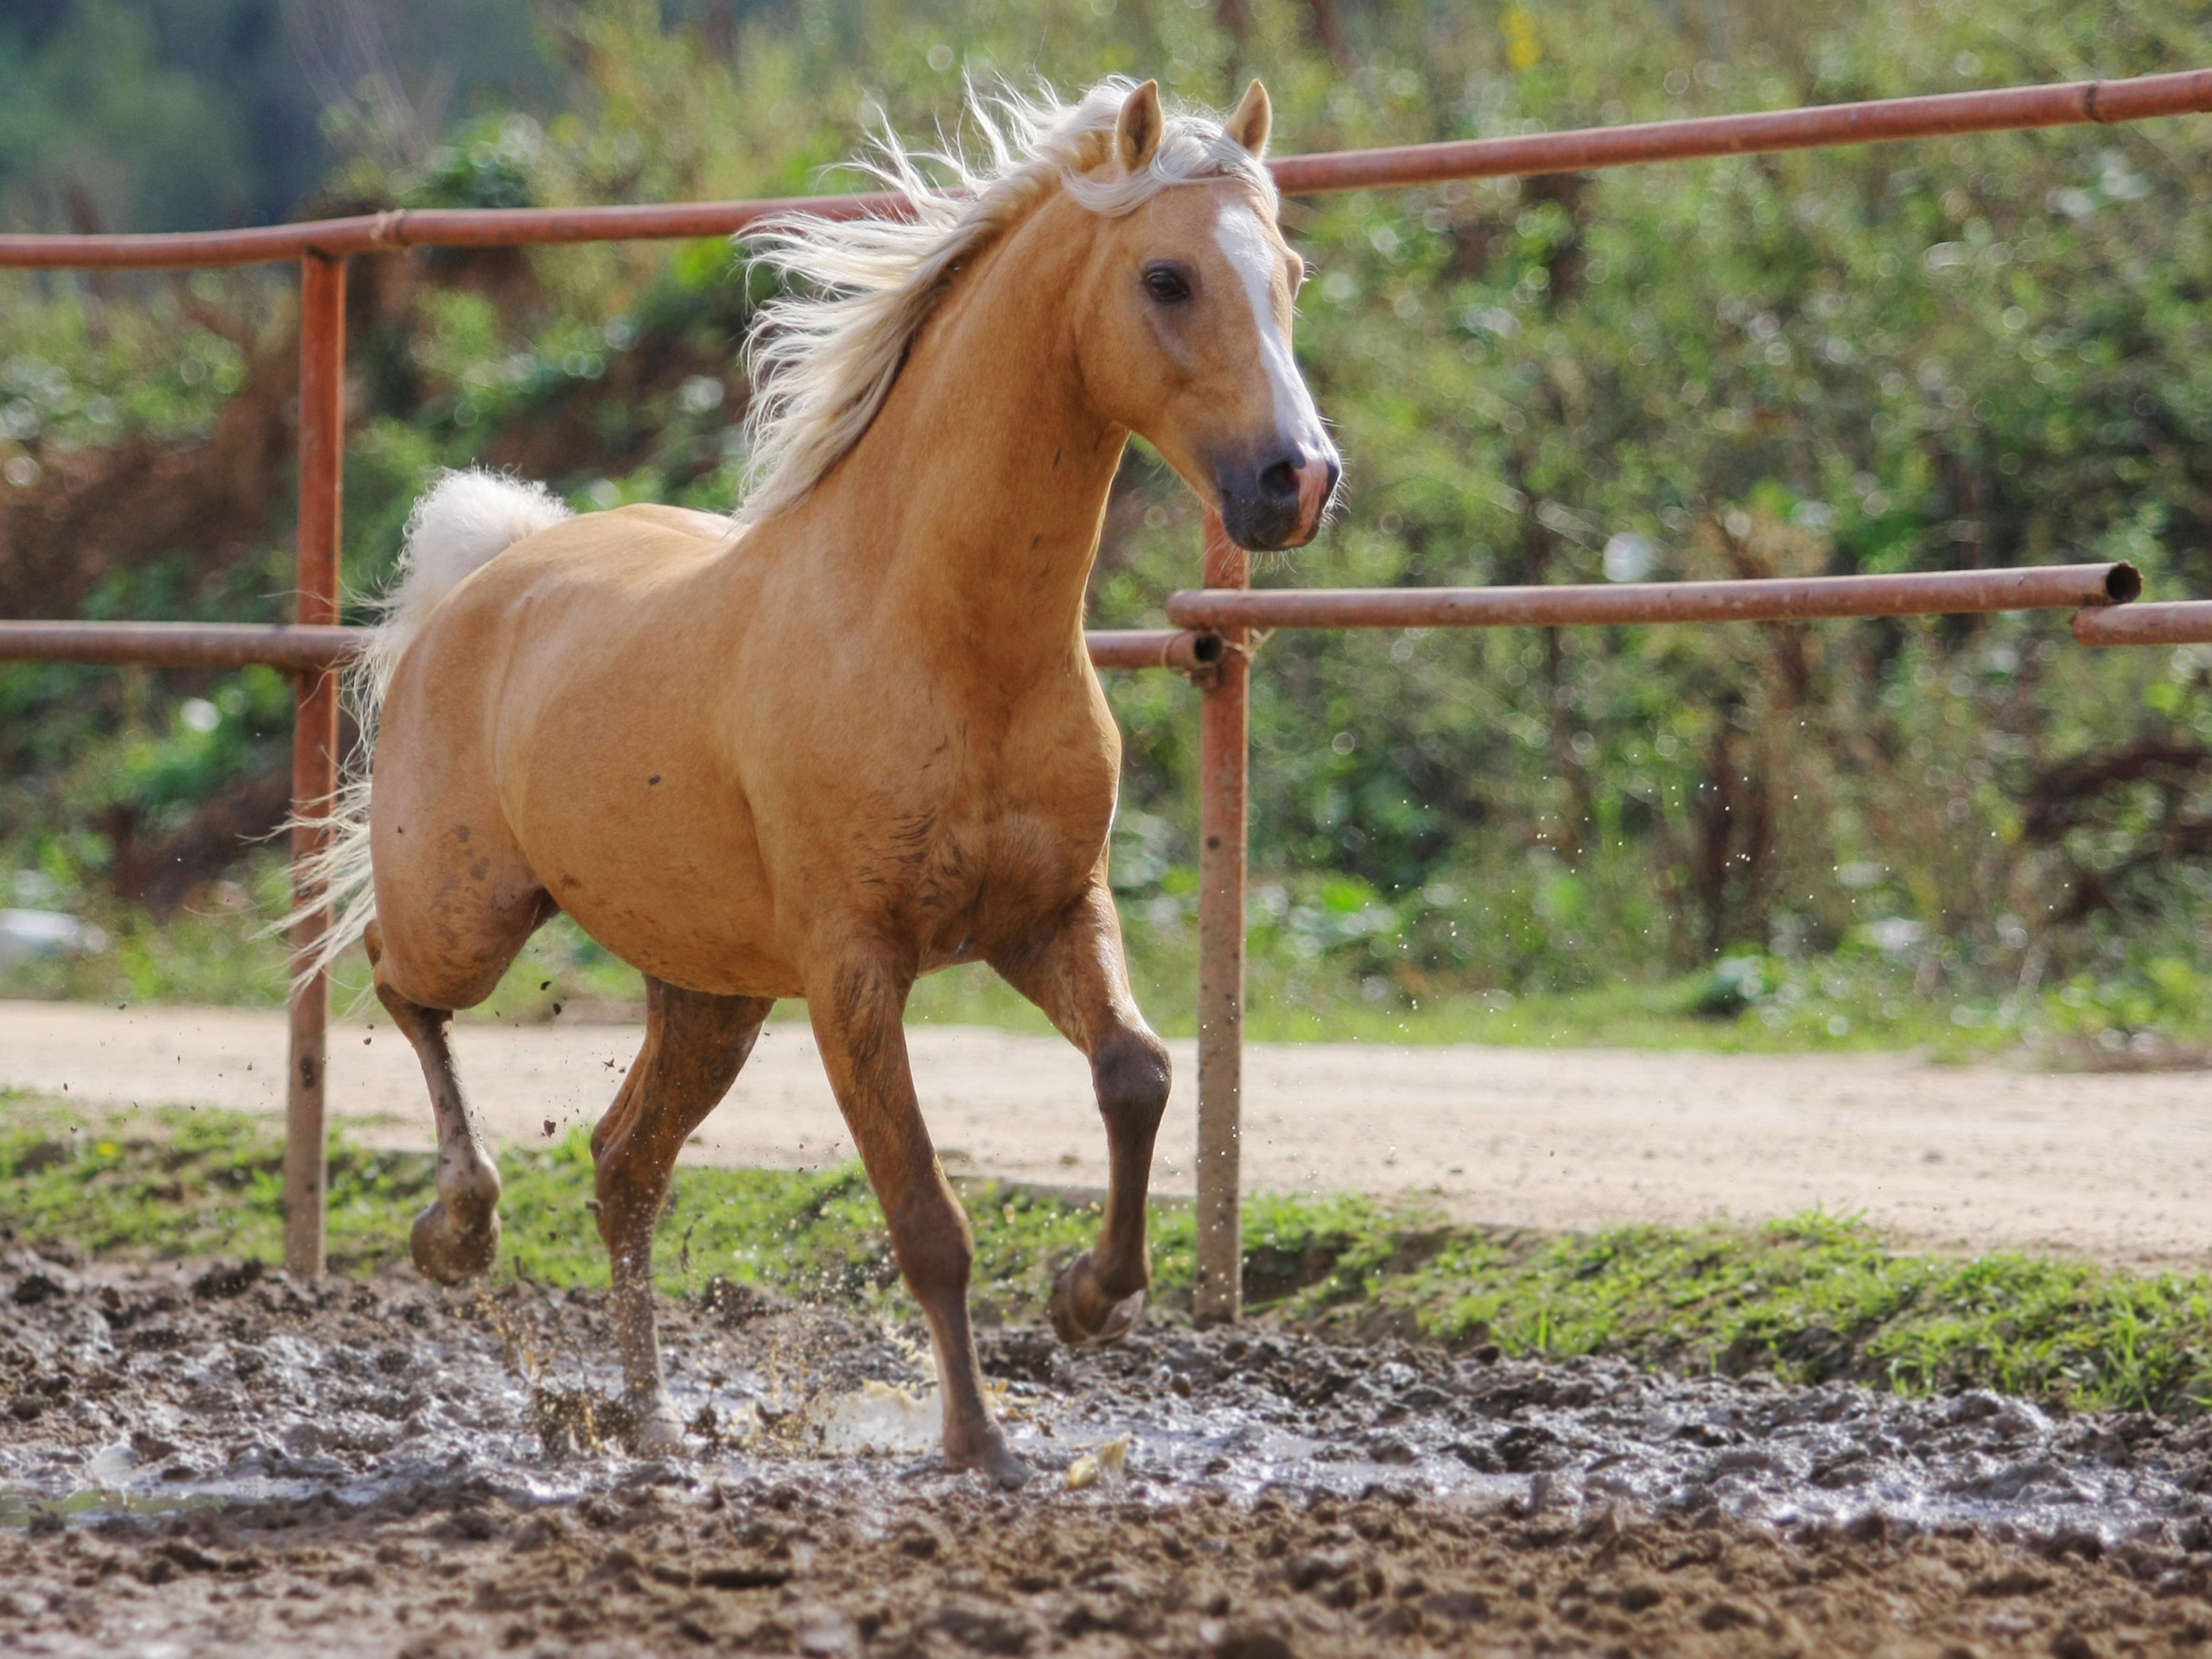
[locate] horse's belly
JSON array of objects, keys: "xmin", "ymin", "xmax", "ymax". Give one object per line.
[
  {"xmin": 509, "ymin": 777, "xmax": 798, "ymax": 999},
  {"xmin": 557, "ymin": 858, "xmax": 797, "ymax": 998}
]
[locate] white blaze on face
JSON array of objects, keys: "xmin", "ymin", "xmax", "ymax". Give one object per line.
[{"xmin": 1213, "ymin": 202, "xmax": 1328, "ymax": 457}]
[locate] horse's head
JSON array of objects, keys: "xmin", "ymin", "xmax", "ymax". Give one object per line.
[{"xmin": 1071, "ymin": 81, "xmax": 1340, "ymax": 552}]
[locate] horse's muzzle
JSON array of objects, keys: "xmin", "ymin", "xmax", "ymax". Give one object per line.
[{"xmin": 1217, "ymin": 448, "xmax": 1341, "ymax": 551}]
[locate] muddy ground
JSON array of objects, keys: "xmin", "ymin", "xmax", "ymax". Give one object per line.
[{"xmin": 10, "ymin": 1250, "xmax": 2212, "ymax": 1655}]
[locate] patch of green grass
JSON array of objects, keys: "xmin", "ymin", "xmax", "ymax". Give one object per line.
[
  {"xmin": 0, "ymin": 1098, "xmax": 425, "ymax": 1272},
  {"xmin": 9, "ymin": 1096, "xmax": 2212, "ymax": 1414},
  {"xmin": 1232, "ymin": 976, "xmax": 2002, "ymax": 1057},
  {"xmin": 1345, "ymin": 1212, "xmax": 2212, "ymax": 1413}
]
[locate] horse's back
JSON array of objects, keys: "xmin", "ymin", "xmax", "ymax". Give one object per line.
[
  {"xmin": 606, "ymin": 502, "xmax": 737, "ymax": 541},
  {"xmin": 380, "ymin": 505, "xmax": 747, "ymax": 746},
  {"xmin": 466, "ymin": 503, "xmax": 741, "ymax": 601}
]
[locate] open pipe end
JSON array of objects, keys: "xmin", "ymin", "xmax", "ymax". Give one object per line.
[
  {"xmin": 1188, "ymin": 631, "xmax": 1227, "ymax": 668},
  {"xmin": 2106, "ymin": 561, "xmax": 2144, "ymax": 604}
]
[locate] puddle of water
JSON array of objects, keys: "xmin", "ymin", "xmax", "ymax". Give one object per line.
[{"xmin": 8, "ymin": 1258, "xmax": 2212, "ymax": 1556}]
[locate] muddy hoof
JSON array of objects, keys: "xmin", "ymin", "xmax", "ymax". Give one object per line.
[
  {"xmin": 410, "ymin": 1198, "xmax": 502, "ymax": 1285},
  {"xmin": 942, "ymin": 1434, "xmax": 1031, "ymax": 1491},
  {"xmin": 629, "ymin": 1407, "xmax": 687, "ymax": 1457},
  {"xmin": 1049, "ymin": 1252, "xmax": 1147, "ymax": 1349}
]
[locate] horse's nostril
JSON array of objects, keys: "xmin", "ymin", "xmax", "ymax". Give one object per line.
[{"xmin": 1257, "ymin": 459, "xmax": 1300, "ymax": 503}]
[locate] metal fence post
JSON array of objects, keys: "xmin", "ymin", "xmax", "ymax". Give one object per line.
[
  {"xmin": 1193, "ymin": 511, "xmax": 1249, "ymax": 1325},
  {"xmin": 285, "ymin": 251, "xmax": 346, "ymax": 1281}
]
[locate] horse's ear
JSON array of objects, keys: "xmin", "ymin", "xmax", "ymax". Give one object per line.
[
  {"xmin": 1225, "ymin": 79, "xmax": 1272, "ymax": 159},
  {"xmin": 1116, "ymin": 79, "xmax": 1163, "ymax": 172}
]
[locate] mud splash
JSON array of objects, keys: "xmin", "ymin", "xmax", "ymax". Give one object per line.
[{"xmin": 9, "ymin": 1251, "xmax": 2212, "ymax": 1654}]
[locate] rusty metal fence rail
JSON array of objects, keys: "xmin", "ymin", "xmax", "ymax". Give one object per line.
[{"xmin": 4, "ymin": 70, "xmax": 2212, "ymax": 1311}]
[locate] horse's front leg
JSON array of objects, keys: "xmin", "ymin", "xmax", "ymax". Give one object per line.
[
  {"xmin": 991, "ymin": 878, "xmax": 1173, "ymax": 1349},
  {"xmin": 809, "ymin": 944, "xmax": 1027, "ymax": 1487},
  {"xmin": 592, "ymin": 978, "xmax": 772, "ymax": 1452}
]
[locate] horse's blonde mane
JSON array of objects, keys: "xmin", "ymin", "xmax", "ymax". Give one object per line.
[{"xmin": 736, "ymin": 78, "xmax": 1274, "ymax": 524}]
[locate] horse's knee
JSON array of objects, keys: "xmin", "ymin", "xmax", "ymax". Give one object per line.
[{"xmin": 1094, "ymin": 1025, "xmax": 1171, "ymax": 1134}]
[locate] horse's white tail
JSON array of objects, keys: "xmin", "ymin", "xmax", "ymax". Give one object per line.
[{"xmin": 279, "ymin": 469, "xmax": 571, "ymax": 992}]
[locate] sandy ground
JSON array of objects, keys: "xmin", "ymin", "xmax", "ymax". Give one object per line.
[{"xmin": 5, "ymin": 998, "xmax": 2209, "ymax": 1267}]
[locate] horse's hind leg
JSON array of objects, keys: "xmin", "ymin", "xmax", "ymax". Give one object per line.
[
  {"xmin": 990, "ymin": 877, "xmax": 1172, "ymax": 1348},
  {"xmin": 366, "ymin": 921, "xmax": 504, "ymax": 1283},
  {"xmin": 592, "ymin": 978, "xmax": 772, "ymax": 1452}
]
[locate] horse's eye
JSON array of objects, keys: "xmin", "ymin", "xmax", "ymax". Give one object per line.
[{"xmin": 1143, "ymin": 265, "xmax": 1192, "ymax": 304}]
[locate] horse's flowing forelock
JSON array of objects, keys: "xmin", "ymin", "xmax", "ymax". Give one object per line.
[{"xmin": 735, "ymin": 78, "xmax": 1273, "ymax": 523}]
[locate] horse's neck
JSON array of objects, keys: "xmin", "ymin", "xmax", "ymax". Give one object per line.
[{"xmin": 806, "ymin": 213, "xmax": 1122, "ymax": 671}]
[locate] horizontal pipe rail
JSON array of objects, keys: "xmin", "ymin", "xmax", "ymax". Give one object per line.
[
  {"xmin": 1166, "ymin": 563, "xmax": 2140, "ymax": 632},
  {"xmin": 3, "ymin": 72, "xmax": 2208, "ymax": 270},
  {"xmin": 1085, "ymin": 628, "xmax": 1222, "ymax": 671},
  {"xmin": 1267, "ymin": 69, "xmax": 2212, "ymax": 193},
  {"xmin": 0, "ymin": 620, "xmax": 1220, "ymax": 675},
  {"xmin": 1, "ymin": 566, "xmax": 2144, "ymax": 676},
  {"xmin": 2073, "ymin": 601, "xmax": 2212, "ymax": 646},
  {"xmin": 0, "ymin": 193, "xmax": 906, "ymax": 271},
  {"xmin": 0, "ymin": 620, "xmax": 365, "ymax": 673}
]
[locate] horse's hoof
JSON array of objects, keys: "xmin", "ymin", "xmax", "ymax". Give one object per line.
[
  {"xmin": 943, "ymin": 1434, "xmax": 1031, "ymax": 1490},
  {"xmin": 410, "ymin": 1198, "xmax": 501, "ymax": 1285},
  {"xmin": 1049, "ymin": 1253, "xmax": 1147, "ymax": 1349},
  {"xmin": 629, "ymin": 1409, "xmax": 687, "ymax": 1457}
]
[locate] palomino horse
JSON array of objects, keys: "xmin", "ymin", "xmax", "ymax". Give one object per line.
[{"xmin": 307, "ymin": 77, "xmax": 1338, "ymax": 1485}]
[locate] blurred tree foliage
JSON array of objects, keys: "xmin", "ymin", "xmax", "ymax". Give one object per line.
[
  {"xmin": 0, "ymin": 0, "xmax": 551, "ymax": 232},
  {"xmin": 3, "ymin": 0, "xmax": 2212, "ymax": 1048}
]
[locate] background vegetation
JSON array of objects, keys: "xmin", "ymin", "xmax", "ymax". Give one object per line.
[{"xmin": 3, "ymin": 0, "xmax": 2210, "ymax": 1058}]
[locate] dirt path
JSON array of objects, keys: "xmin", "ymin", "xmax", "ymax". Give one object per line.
[{"xmin": 5, "ymin": 999, "xmax": 2209, "ymax": 1267}]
